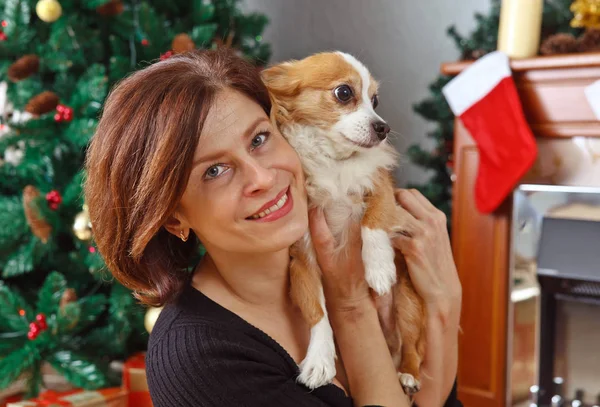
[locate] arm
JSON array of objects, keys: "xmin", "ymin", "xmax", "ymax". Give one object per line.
[
  {"xmin": 309, "ymin": 208, "xmax": 410, "ymax": 407},
  {"xmin": 413, "ymin": 300, "xmax": 461, "ymax": 406},
  {"xmin": 392, "ymin": 189, "xmax": 462, "ymax": 407},
  {"xmin": 329, "ymin": 298, "xmax": 409, "ymax": 407}
]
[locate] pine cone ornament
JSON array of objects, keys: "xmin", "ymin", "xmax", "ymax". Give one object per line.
[
  {"xmin": 97, "ymin": 0, "xmax": 124, "ymax": 17},
  {"xmin": 25, "ymin": 91, "xmax": 60, "ymax": 115},
  {"xmin": 462, "ymin": 48, "xmax": 488, "ymax": 61},
  {"xmin": 540, "ymin": 33, "xmax": 580, "ymax": 55},
  {"xmin": 214, "ymin": 31, "xmax": 235, "ymax": 49},
  {"xmin": 172, "ymin": 33, "xmax": 196, "ymax": 54},
  {"xmin": 7, "ymin": 55, "xmax": 40, "ymax": 82},
  {"xmin": 60, "ymin": 288, "xmax": 77, "ymax": 311},
  {"xmin": 59, "ymin": 288, "xmax": 79, "ymax": 328},
  {"xmin": 578, "ymin": 29, "xmax": 600, "ymax": 52},
  {"xmin": 23, "ymin": 185, "xmax": 52, "ymax": 243}
]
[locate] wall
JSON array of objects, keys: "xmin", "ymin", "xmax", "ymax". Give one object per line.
[{"xmin": 242, "ymin": 0, "xmax": 491, "ymax": 185}]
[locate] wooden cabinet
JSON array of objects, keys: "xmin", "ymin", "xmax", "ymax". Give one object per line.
[{"xmin": 441, "ymin": 54, "xmax": 600, "ymax": 407}]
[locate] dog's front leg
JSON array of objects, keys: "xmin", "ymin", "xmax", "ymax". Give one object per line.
[
  {"xmin": 291, "ymin": 233, "xmax": 337, "ymax": 389},
  {"xmin": 361, "ymin": 171, "xmax": 400, "ymax": 296}
]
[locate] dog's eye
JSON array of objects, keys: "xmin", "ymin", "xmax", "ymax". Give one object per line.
[
  {"xmin": 372, "ymin": 94, "xmax": 379, "ymax": 109},
  {"xmin": 334, "ymin": 85, "xmax": 353, "ymax": 103}
]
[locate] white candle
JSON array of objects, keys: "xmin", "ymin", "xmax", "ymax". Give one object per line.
[{"xmin": 497, "ymin": 0, "xmax": 544, "ymax": 59}]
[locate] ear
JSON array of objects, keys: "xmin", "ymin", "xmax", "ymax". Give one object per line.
[
  {"xmin": 163, "ymin": 211, "xmax": 190, "ymax": 240},
  {"xmin": 261, "ymin": 63, "xmax": 301, "ymax": 97}
]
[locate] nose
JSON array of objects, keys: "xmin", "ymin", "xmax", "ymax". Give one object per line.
[
  {"xmin": 372, "ymin": 121, "xmax": 390, "ymax": 140},
  {"xmin": 242, "ymin": 158, "xmax": 277, "ymax": 197}
]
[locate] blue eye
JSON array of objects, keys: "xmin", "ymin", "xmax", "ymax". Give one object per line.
[
  {"xmin": 204, "ymin": 164, "xmax": 228, "ymax": 180},
  {"xmin": 251, "ymin": 132, "xmax": 269, "ymax": 149}
]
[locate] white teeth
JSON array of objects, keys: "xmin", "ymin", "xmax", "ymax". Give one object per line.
[{"xmin": 250, "ymin": 192, "xmax": 289, "ymax": 219}]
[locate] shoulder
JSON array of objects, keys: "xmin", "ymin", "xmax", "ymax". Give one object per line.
[
  {"xmin": 145, "ymin": 290, "xmax": 300, "ymax": 406},
  {"xmin": 147, "ymin": 306, "xmax": 293, "ymax": 373},
  {"xmin": 147, "ymin": 292, "xmax": 297, "ymax": 376}
]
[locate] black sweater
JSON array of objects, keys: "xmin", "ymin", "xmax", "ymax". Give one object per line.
[{"xmin": 146, "ymin": 284, "xmax": 462, "ymax": 407}]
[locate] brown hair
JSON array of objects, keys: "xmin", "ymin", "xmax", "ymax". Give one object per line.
[{"xmin": 84, "ymin": 49, "xmax": 271, "ymax": 306}]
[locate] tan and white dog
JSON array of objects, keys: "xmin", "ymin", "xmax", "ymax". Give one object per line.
[{"xmin": 261, "ymin": 52, "xmax": 427, "ymax": 395}]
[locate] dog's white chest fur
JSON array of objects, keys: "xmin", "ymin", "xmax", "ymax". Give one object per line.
[{"xmin": 285, "ymin": 125, "xmax": 397, "ymax": 239}]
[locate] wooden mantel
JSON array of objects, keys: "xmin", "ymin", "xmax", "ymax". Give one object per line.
[
  {"xmin": 441, "ymin": 53, "xmax": 600, "ymax": 407},
  {"xmin": 443, "ymin": 53, "xmax": 600, "ymax": 139},
  {"xmin": 442, "ymin": 52, "xmax": 600, "ymax": 75}
]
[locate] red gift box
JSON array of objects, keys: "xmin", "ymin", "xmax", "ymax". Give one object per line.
[
  {"xmin": 122, "ymin": 353, "xmax": 152, "ymax": 407},
  {"xmin": 1, "ymin": 394, "xmax": 24, "ymax": 407},
  {"xmin": 7, "ymin": 388, "xmax": 127, "ymax": 407}
]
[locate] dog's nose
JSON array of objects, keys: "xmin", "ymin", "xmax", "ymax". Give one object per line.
[{"xmin": 372, "ymin": 121, "xmax": 391, "ymax": 140}]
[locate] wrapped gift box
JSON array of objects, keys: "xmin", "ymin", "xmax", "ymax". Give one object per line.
[
  {"xmin": 122, "ymin": 353, "xmax": 152, "ymax": 407},
  {"xmin": 0, "ymin": 378, "xmax": 26, "ymax": 407},
  {"xmin": 7, "ymin": 388, "xmax": 127, "ymax": 407}
]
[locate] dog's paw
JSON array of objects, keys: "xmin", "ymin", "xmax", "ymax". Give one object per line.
[
  {"xmin": 362, "ymin": 227, "xmax": 396, "ymax": 296},
  {"xmin": 297, "ymin": 347, "xmax": 336, "ymax": 389},
  {"xmin": 297, "ymin": 319, "xmax": 337, "ymax": 389},
  {"xmin": 365, "ymin": 262, "xmax": 397, "ymax": 296},
  {"xmin": 398, "ymin": 372, "xmax": 421, "ymax": 395}
]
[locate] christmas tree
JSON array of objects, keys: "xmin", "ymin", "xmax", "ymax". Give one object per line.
[
  {"xmin": 407, "ymin": 0, "xmax": 580, "ymax": 220},
  {"xmin": 0, "ymin": 0, "xmax": 270, "ymax": 397}
]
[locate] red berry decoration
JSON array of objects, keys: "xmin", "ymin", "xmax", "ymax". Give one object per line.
[
  {"xmin": 46, "ymin": 190, "xmax": 62, "ymax": 210},
  {"xmin": 29, "ymin": 321, "xmax": 39, "ymax": 334},
  {"xmin": 89, "ymin": 246, "xmax": 96, "ymax": 253},
  {"xmin": 141, "ymin": 38, "xmax": 149, "ymax": 46},
  {"xmin": 54, "ymin": 104, "xmax": 74, "ymax": 123},
  {"xmin": 27, "ymin": 314, "xmax": 48, "ymax": 340},
  {"xmin": 160, "ymin": 50, "xmax": 173, "ymax": 61},
  {"xmin": 36, "ymin": 313, "xmax": 47, "ymax": 330},
  {"xmin": 0, "ymin": 31, "xmax": 7, "ymax": 41},
  {"xmin": 1, "ymin": 21, "xmax": 7, "ymax": 27}
]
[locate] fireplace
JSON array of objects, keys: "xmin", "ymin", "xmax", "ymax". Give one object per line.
[{"xmin": 512, "ymin": 185, "xmax": 600, "ymax": 406}]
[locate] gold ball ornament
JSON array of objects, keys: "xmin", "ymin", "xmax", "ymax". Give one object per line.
[
  {"xmin": 144, "ymin": 306, "xmax": 163, "ymax": 333},
  {"xmin": 571, "ymin": 0, "xmax": 600, "ymax": 29},
  {"xmin": 73, "ymin": 205, "xmax": 93, "ymax": 241},
  {"xmin": 36, "ymin": 0, "xmax": 63, "ymax": 23}
]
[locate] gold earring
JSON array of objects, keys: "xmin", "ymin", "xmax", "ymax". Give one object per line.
[{"xmin": 179, "ymin": 230, "xmax": 188, "ymax": 242}]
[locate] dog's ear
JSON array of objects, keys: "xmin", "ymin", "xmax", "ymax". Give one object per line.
[{"xmin": 261, "ymin": 63, "xmax": 301, "ymax": 98}]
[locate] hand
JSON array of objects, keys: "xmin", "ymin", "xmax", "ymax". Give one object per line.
[
  {"xmin": 308, "ymin": 207, "xmax": 370, "ymax": 312},
  {"xmin": 309, "ymin": 207, "xmax": 409, "ymax": 406},
  {"xmin": 393, "ymin": 189, "xmax": 461, "ymax": 406},
  {"xmin": 392, "ymin": 189, "xmax": 462, "ymax": 325}
]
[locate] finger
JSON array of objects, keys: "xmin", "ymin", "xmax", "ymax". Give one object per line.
[
  {"xmin": 347, "ymin": 217, "xmax": 362, "ymax": 247},
  {"xmin": 408, "ymin": 188, "xmax": 437, "ymax": 212},
  {"xmin": 394, "ymin": 189, "xmax": 429, "ymax": 220},
  {"xmin": 308, "ymin": 207, "xmax": 335, "ymax": 254},
  {"xmin": 390, "ymin": 226, "xmax": 414, "ymax": 239}
]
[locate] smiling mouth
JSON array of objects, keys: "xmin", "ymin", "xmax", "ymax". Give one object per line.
[{"xmin": 247, "ymin": 187, "xmax": 290, "ymax": 220}]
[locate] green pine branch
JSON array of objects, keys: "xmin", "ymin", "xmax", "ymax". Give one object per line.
[
  {"xmin": 47, "ymin": 351, "xmax": 107, "ymax": 390},
  {"xmin": 0, "ymin": 344, "xmax": 39, "ymax": 391},
  {"xmin": 1, "ymin": 0, "xmax": 272, "ymax": 396}
]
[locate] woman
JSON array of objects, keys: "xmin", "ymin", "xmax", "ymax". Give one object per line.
[{"xmin": 84, "ymin": 49, "xmax": 462, "ymax": 407}]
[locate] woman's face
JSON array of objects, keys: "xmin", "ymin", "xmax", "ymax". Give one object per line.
[{"xmin": 169, "ymin": 88, "xmax": 308, "ymax": 255}]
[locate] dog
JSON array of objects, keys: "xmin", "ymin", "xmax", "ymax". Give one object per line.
[{"xmin": 261, "ymin": 52, "xmax": 427, "ymax": 395}]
